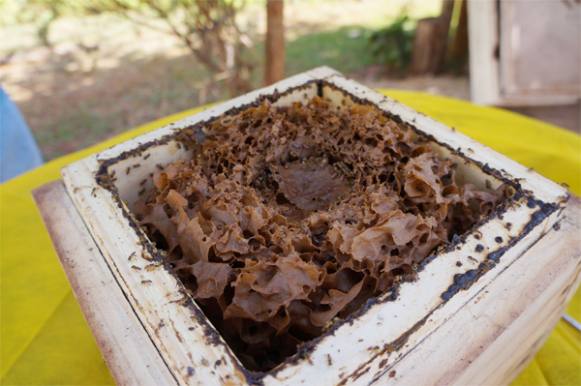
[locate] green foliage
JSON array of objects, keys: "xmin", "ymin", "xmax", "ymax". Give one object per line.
[
  {"xmin": 0, "ymin": 0, "xmax": 91, "ymax": 26},
  {"xmin": 368, "ymin": 16, "xmax": 415, "ymax": 73}
]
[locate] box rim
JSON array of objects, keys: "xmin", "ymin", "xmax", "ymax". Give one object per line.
[
  {"xmin": 61, "ymin": 67, "xmax": 569, "ymax": 384},
  {"xmin": 90, "ymin": 77, "xmax": 524, "ymax": 374}
]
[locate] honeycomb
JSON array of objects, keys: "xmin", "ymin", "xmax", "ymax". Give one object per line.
[{"xmin": 134, "ymin": 96, "xmax": 505, "ymax": 370}]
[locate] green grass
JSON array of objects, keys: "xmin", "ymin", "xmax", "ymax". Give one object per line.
[
  {"xmin": 285, "ymin": 26, "xmax": 376, "ymax": 75},
  {"xmin": 34, "ymin": 106, "xmax": 120, "ymax": 159}
]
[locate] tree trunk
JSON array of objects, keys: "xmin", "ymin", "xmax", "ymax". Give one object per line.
[
  {"xmin": 410, "ymin": 0, "xmax": 454, "ymax": 75},
  {"xmin": 410, "ymin": 17, "xmax": 440, "ymax": 75},
  {"xmin": 265, "ymin": 0, "xmax": 285, "ymax": 85}
]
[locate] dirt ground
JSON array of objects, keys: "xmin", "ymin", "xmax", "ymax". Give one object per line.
[{"xmin": 0, "ymin": 0, "xmax": 466, "ymax": 160}]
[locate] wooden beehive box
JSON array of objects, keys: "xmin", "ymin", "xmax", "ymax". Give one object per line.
[{"xmin": 34, "ymin": 67, "xmax": 581, "ymax": 386}]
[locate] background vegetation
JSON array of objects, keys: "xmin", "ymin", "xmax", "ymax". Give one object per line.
[{"xmin": 1, "ymin": 0, "xmax": 451, "ymax": 160}]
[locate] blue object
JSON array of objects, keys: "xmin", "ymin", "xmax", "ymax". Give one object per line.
[{"xmin": 0, "ymin": 87, "xmax": 43, "ymax": 182}]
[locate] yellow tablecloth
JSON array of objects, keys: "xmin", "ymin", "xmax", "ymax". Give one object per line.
[{"xmin": 1, "ymin": 90, "xmax": 580, "ymax": 385}]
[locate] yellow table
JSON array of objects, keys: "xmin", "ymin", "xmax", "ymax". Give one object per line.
[{"xmin": 1, "ymin": 91, "xmax": 580, "ymax": 385}]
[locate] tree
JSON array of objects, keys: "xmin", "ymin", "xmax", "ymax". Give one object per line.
[
  {"xmin": 264, "ymin": 0, "xmax": 284, "ymax": 85},
  {"xmin": 3, "ymin": 0, "xmax": 254, "ymax": 95},
  {"xmin": 94, "ymin": 0, "xmax": 253, "ymax": 94}
]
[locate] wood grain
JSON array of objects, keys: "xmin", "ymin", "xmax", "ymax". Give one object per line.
[
  {"xmin": 379, "ymin": 198, "xmax": 581, "ymax": 386},
  {"xmin": 33, "ymin": 181, "xmax": 177, "ymax": 386},
  {"xmin": 35, "ymin": 180, "xmax": 581, "ymax": 386}
]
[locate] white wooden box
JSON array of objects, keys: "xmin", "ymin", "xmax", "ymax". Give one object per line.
[{"xmin": 34, "ymin": 67, "xmax": 581, "ymax": 386}]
